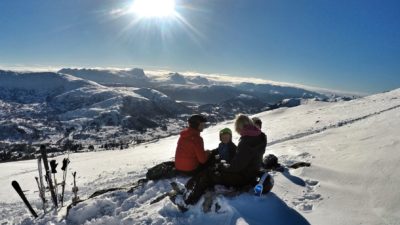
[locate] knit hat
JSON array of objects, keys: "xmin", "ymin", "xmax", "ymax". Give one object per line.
[{"xmin": 219, "ymin": 128, "xmax": 232, "ymax": 136}]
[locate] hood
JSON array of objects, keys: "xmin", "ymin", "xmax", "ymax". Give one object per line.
[{"xmin": 240, "ymin": 125, "xmax": 262, "ymax": 137}]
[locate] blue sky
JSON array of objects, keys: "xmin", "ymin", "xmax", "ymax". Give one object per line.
[{"xmin": 0, "ymin": 0, "xmax": 399, "ymax": 94}]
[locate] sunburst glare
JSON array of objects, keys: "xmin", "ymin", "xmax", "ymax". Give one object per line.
[
  {"xmin": 129, "ymin": 0, "xmax": 176, "ymax": 18},
  {"xmin": 107, "ymin": 0, "xmax": 205, "ymax": 47}
]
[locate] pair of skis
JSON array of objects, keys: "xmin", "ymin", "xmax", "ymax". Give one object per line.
[
  {"xmin": 12, "ymin": 145, "xmax": 73, "ymax": 219},
  {"xmin": 40, "ymin": 145, "xmax": 58, "ymax": 209}
]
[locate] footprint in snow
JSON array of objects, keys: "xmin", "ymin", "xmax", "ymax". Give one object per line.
[
  {"xmin": 295, "ymin": 203, "xmax": 313, "ymax": 211},
  {"xmin": 297, "ymin": 152, "xmax": 312, "ymax": 159},
  {"xmin": 305, "ymin": 179, "xmax": 319, "ymax": 187},
  {"xmin": 292, "ymin": 179, "xmax": 322, "ymax": 212},
  {"xmin": 296, "ymin": 193, "xmax": 322, "ymax": 201}
]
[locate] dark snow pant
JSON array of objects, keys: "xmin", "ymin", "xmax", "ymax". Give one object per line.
[
  {"xmin": 176, "ymin": 163, "xmax": 207, "ymax": 177},
  {"xmin": 176, "ymin": 155, "xmax": 220, "ymax": 177},
  {"xmin": 184, "ymin": 169, "xmax": 256, "ymax": 205}
]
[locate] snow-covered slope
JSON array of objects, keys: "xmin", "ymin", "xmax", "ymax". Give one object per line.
[{"xmin": 1, "ymin": 89, "xmax": 399, "ymax": 225}]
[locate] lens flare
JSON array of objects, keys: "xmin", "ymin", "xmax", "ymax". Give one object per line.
[{"xmin": 129, "ymin": 0, "xmax": 176, "ymax": 18}]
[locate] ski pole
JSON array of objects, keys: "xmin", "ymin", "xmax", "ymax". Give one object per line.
[{"xmin": 35, "ymin": 177, "xmax": 46, "ymax": 213}]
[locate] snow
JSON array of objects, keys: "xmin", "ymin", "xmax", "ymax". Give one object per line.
[{"xmin": 1, "ymin": 88, "xmax": 400, "ymax": 224}]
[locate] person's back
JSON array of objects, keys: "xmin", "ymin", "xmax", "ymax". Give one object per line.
[
  {"xmin": 174, "ymin": 115, "xmax": 210, "ymax": 174},
  {"xmin": 175, "ymin": 127, "xmax": 207, "ymax": 172},
  {"xmin": 223, "ymin": 127, "xmax": 266, "ymax": 177}
]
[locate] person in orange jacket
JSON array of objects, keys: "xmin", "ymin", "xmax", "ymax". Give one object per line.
[{"xmin": 175, "ymin": 114, "xmax": 211, "ymax": 175}]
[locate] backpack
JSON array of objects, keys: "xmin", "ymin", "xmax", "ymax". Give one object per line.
[
  {"xmin": 262, "ymin": 154, "xmax": 281, "ymax": 170},
  {"xmin": 146, "ymin": 161, "xmax": 176, "ymax": 180}
]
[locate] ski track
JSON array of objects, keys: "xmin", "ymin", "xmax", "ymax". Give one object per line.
[
  {"xmin": 4, "ymin": 169, "xmax": 39, "ymax": 179},
  {"xmin": 268, "ymin": 104, "xmax": 400, "ymax": 147}
]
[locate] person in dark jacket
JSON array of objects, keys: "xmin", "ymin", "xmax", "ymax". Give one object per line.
[
  {"xmin": 211, "ymin": 128, "xmax": 237, "ymax": 163},
  {"xmin": 252, "ymin": 117, "xmax": 262, "ymax": 129},
  {"xmin": 176, "ymin": 114, "xmax": 267, "ymax": 207}
]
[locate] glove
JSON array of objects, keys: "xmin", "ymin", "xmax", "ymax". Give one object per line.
[
  {"xmin": 216, "ymin": 161, "xmax": 229, "ymax": 171},
  {"xmin": 50, "ymin": 160, "xmax": 58, "ymax": 173},
  {"xmin": 61, "ymin": 158, "xmax": 70, "ymax": 171}
]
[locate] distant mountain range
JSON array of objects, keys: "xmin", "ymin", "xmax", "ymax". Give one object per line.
[
  {"xmin": 0, "ymin": 68, "xmax": 355, "ymax": 161},
  {"xmin": 58, "ymin": 68, "xmax": 332, "ymax": 104}
]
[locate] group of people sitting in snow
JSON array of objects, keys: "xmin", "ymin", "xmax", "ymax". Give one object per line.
[{"xmin": 172, "ymin": 114, "xmax": 267, "ymax": 207}]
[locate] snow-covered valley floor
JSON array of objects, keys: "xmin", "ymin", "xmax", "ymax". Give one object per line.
[{"xmin": 1, "ymin": 89, "xmax": 400, "ymax": 225}]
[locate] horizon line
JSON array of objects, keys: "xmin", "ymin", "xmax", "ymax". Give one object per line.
[{"xmin": 0, "ymin": 64, "xmax": 370, "ymax": 97}]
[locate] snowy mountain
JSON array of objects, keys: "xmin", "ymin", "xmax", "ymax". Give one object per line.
[
  {"xmin": 199, "ymin": 94, "xmax": 270, "ymax": 122},
  {"xmin": 165, "ymin": 72, "xmax": 188, "ymax": 85},
  {"xmin": 157, "ymin": 84, "xmax": 243, "ymax": 104},
  {"xmin": 59, "ymin": 68, "xmax": 335, "ymax": 104},
  {"xmin": 156, "ymin": 82, "xmax": 329, "ymax": 105},
  {"xmin": 1, "ymin": 88, "xmax": 399, "ymax": 224},
  {"xmin": 58, "ymin": 68, "xmax": 150, "ymax": 87},
  {"xmin": 235, "ymin": 82, "xmax": 328, "ymax": 104},
  {"xmin": 0, "ymin": 70, "xmax": 189, "ymax": 151},
  {"xmin": 187, "ymin": 75, "xmax": 210, "ymax": 85},
  {"xmin": 0, "ymin": 70, "xmax": 100, "ymax": 103}
]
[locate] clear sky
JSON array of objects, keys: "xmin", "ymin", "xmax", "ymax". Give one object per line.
[{"xmin": 0, "ymin": 0, "xmax": 399, "ymax": 94}]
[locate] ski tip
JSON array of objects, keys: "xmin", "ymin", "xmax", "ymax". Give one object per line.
[{"xmin": 11, "ymin": 180, "xmax": 21, "ymax": 190}]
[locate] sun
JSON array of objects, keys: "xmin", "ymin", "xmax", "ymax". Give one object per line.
[{"xmin": 129, "ymin": 0, "xmax": 176, "ymax": 18}]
